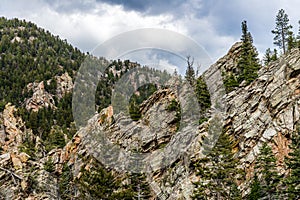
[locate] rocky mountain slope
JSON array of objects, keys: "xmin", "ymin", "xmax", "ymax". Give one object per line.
[
  {"xmin": 75, "ymin": 43, "xmax": 300, "ymax": 199},
  {"xmin": 66, "ymin": 44, "xmax": 300, "ymax": 199},
  {"xmin": 224, "ymin": 47, "xmax": 300, "ymax": 194},
  {"xmin": 0, "ymin": 18, "xmax": 300, "ymax": 199}
]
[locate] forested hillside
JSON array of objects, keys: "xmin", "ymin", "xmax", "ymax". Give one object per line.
[
  {"xmin": 0, "ymin": 17, "xmax": 84, "ymax": 107},
  {"xmin": 0, "ymin": 17, "xmax": 178, "ymax": 199}
]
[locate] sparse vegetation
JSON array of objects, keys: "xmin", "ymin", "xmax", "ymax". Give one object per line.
[
  {"xmin": 44, "ymin": 157, "xmax": 55, "ymax": 173},
  {"xmin": 192, "ymin": 133, "xmax": 243, "ymax": 199}
]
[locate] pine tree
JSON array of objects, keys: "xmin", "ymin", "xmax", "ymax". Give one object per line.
[
  {"xmin": 129, "ymin": 100, "xmax": 141, "ymax": 121},
  {"xmin": 287, "ymin": 33, "xmax": 297, "ymax": 52},
  {"xmin": 185, "ymin": 55, "xmax": 195, "ymax": 86},
  {"xmin": 272, "ymin": 9, "xmax": 293, "ymax": 54},
  {"xmin": 297, "ymin": 20, "xmax": 300, "ymax": 48},
  {"xmin": 76, "ymin": 159, "xmax": 135, "ymax": 199},
  {"xmin": 264, "ymin": 48, "xmax": 272, "ymax": 65},
  {"xmin": 195, "ymin": 76, "xmax": 211, "ymax": 110},
  {"xmin": 263, "ymin": 48, "xmax": 278, "ymax": 65},
  {"xmin": 272, "ymin": 49, "xmax": 278, "ymax": 61},
  {"xmin": 237, "ymin": 21, "xmax": 260, "ymax": 85},
  {"xmin": 59, "ymin": 163, "xmax": 75, "ymax": 199},
  {"xmin": 254, "ymin": 143, "xmax": 280, "ymax": 199},
  {"xmin": 248, "ymin": 174, "xmax": 262, "ymax": 200},
  {"xmin": 130, "ymin": 173, "xmax": 151, "ymax": 199},
  {"xmin": 283, "ymin": 128, "xmax": 300, "ymax": 199},
  {"xmin": 195, "ymin": 76, "xmax": 211, "ymax": 124},
  {"xmin": 223, "ymin": 72, "xmax": 239, "ymax": 93},
  {"xmin": 223, "ymin": 20, "xmax": 260, "ymax": 93},
  {"xmin": 192, "ymin": 133, "xmax": 243, "ymax": 199}
]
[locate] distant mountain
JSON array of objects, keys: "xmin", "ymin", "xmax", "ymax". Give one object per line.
[{"xmin": 0, "ymin": 17, "xmax": 84, "ymax": 107}]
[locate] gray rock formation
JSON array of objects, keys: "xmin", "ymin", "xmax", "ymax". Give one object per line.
[
  {"xmin": 224, "ymin": 48, "xmax": 300, "ymax": 194},
  {"xmin": 55, "ymin": 72, "xmax": 73, "ymax": 99},
  {"xmin": 0, "ymin": 103, "xmax": 59, "ymax": 199},
  {"xmin": 25, "ymin": 72, "xmax": 73, "ymax": 112},
  {"xmin": 76, "ymin": 45, "xmax": 300, "ymax": 199},
  {"xmin": 1, "ymin": 43, "xmax": 300, "ymax": 199},
  {"xmin": 25, "ymin": 81, "xmax": 55, "ymax": 112}
]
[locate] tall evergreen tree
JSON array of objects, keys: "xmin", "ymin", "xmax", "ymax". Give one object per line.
[
  {"xmin": 76, "ymin": 159, "xmax": 136, "ymax": 199},
  {"xmin": 283, "ymin": 128, "xmax": 300, "ymax": 199},
  {"xmin": 223, "ymin": 20, "xmax": 260, "ymax": 93},
  {"xmin": 129, "ymin": 173, "xmax": 151, "ymax": 199},
  {"xmin": 287, "ymin": 33, "xmax": 297, "ymax": 52},
  {"xmin": 195, "ymin": 76, "xmax": 211, "ymax": 110},
  {"xmin": 272, "ymin": 9, "xmax": 293, "ymax": 54},
  {"xmin": 264, "ymin": 48, "xmax": 272, "ymax": 66},
  {"xmin": 237, "ymin": 21, "xmax": 260, "ymax": 85},
  {"xmin": 185, "ymin": 55, "xmax": 196, "ymax": 86},
  {"xmin": 192, "ymin": 133, "xmax": 243, "ymax": 199},
  {"xmin": 253, "ymin": 143, "xmax": 280, "ymax": 199},
  {"xmin": 223, "ymin": 72, "xmax": 239, "ymax": 93},
  {"xmin": 195, "ymin": 76, "xmax": 211, "ymax": 124},
  {"xmin": 297, "ymin": 20, "xmax": 300, "ymax": 48},
  {"xmin": 272, "ymin": 48, "xmax": 278, "ymax": 61}
]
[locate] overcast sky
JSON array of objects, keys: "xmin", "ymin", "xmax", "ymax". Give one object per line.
[{"xmin": 1, "ymin": 0, "xmax": 300, "ymax": 71}]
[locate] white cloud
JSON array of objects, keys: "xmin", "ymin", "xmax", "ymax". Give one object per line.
[
  {"xmin": 1, "ymin": 1, "xmax": 184, "ymax": 50},
  {"xmin": 118, "ymin": 49, "xmax": 183, "ymax": 74},
  {"xmin": 157, "ymin": 58, "xmax": 179, "ymax": 73},
  {"xmin": 1, "ymin": 0, "xmax": 300, "ymax": 65}
]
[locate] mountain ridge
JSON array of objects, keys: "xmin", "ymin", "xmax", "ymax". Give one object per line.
[{"xmin": 0, "ymin": 17, "xmax": 299, "ymax": 199}]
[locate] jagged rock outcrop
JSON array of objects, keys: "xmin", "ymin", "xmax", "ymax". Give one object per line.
[
  {"xmin": 70, "ymin": 80, "xmax": 216, "ymax": 199},
  {"xmin": 25, "ymin": 72, "xmax": 73, "ymax": 112},
  {"xmin": 74, "ymin": 45, "xmax": 300, "ymax": 199},
  {"xmin": 25, "ymin": 81, "xmax": 56, "ymax": 112},
  {"xmin": 215, "ymin": 42, "xmax": 242, "ymax": 74},
  {"xmin": 224, "ymin": 48, "xmax": 300, "ymax": 195},
  {"xmin": 55, "ymin": 72, "xmax": 73, "ymax": 99},
  {"xmin": 107, "ymin": 89, "xmax": 179, "ymax": 152},
  {"xmin": 1, "ymin": 42, "xmax": 300, "ymax": 199},
  {"xmin": 0, "ymin": 104, "xmax": 65, "ymax": 199},
  {"xmin": 1, "ymin": 103, "xmax": 28, "ymax": 152}
]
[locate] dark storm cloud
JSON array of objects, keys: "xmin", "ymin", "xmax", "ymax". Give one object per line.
[
  {"xmin": 41, "ymin": 0, "xmax": 185, "ymax": 15},
  {"xmin": 96, "ymin": 0, "xmax": 188, "ymax": 15},
  {"xmin": 97, "ymin": 0, "xmax": 153, "ymax": 12},
  {"xmin": 194, "ymin": 1, "xmax": 274, "ymax": 37},
  {"xmin": 41, "ymin": 0, "xmax": 206, "ymax": 19}
]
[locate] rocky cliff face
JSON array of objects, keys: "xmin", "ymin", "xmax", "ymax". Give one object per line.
[
  {"xmin": 0, "ymin": 103, "xmax": 84, "ymax": 199},
  {"xmin": 1, "ymin": 44, "xmax": 300, "ymax": 199},
  {"xmin": 25, "ymin": 72, "xmax": 73, "ymax": 112},
  {"xmin": 77, "ymin": 45, "xmax": 299, "ymax": 199},
  {"xmin": 25, "ymin": 81, "xmax": 56, "ymax": 112},
  {"xmin": 0, "ymin": 103, "xmax": 54, "ymax": 199},
  {"xmin": 224, "ymin": 48, "xmax": 300, "ymax": 194},
  {"xmin": 64, "ymin": 42, "xmax": 246, "ymax": 199},
  {"xmin": 54, "ymin": 72, "xmax": 73, "ymax": 99}
]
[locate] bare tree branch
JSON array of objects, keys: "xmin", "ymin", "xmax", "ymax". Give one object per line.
[{"xmin": 186, "ymin": 55, "xmax": 194, "ymax": 68}]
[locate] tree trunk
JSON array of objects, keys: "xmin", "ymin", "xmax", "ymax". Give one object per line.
[{"xmin": 281, "ymin": 25, "xmax": 286, "ymax": 54}]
